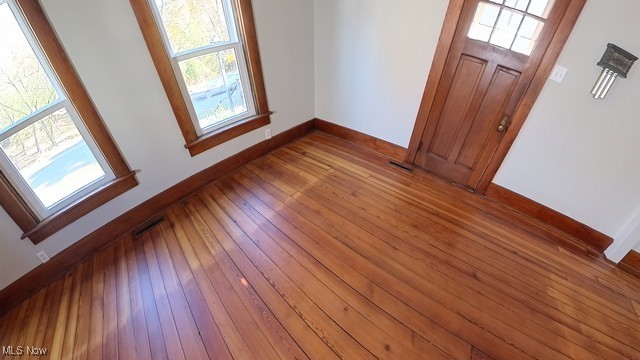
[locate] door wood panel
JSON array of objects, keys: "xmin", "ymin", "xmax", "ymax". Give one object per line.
[
  {"xmin": 429, "ymin": 55, "xmax": 487, "ymax": 160},
  {"xmin": 409, "ymin": 0, "xmax": 585, "ymax": 192},
  {"xmin": 456, "ymin": 66, "xmax": 520, "ymax": 170}
]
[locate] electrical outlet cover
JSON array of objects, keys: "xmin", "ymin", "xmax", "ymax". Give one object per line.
[
  {"xmin": 36, "ymin": 251, "xmax": 50, "ymax": 263},
  {"xmin": 550, "ymin": 65, "xmax": 568, "ymax": 83}
]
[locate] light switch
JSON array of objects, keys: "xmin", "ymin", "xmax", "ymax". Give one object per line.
[{"xmin": 549, "ymin": 65, "xmax": 568, "ymax": 83}]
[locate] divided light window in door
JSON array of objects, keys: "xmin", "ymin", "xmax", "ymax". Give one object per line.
[{"xmin": 468, "ymin": 0, "xmax": 556, "ymax": 56}]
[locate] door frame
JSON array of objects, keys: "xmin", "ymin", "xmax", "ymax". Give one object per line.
[{"xmin": 405, "ymin": 0, "xmax": 586, "ymax": 194}]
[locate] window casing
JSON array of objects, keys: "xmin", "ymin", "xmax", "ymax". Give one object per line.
[
  {"xmin": 0, "ymin": 0, "xmax": 137, "ymax": 244},
  {"xmin": 131, "ymin": 0, "xmax": 271, "ymax": 156}
]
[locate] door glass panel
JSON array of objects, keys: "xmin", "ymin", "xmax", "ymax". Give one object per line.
[
  {"xmin": 0, "ymin": 108, "xmax": 106, "ymax": 208},
  {"xmin": 489, "ymin": 9, "xmax": 523, "ymax": 49},
  {"xmin": 468, "ymin": 0, "xmax": 552, "ymax": 56},
  {"xmin": 528, "ymin": 0, "xmax": 554, "ymax": 19},
  {"xmin": 178, "ymin": 49, "xmax": 248, "ymax": 130},
  {"xmin": 468, "ymin": 2, "xmax": 501, "ymax": 42},
  {"xmin": 0, "ymin": 3, "xmax": 60, "ymax": 133},
  {"xmin": 511, "ymin": 16, "xmax": 544, "ymax": 55},
  {"xmin": 504, "ymin": 0, "xmax": 530, "ymax": 11}
]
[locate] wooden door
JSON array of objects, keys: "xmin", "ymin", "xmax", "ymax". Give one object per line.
[{"xmin": 413, "ymin": 0, "xmax": 575, "ymax": 190}]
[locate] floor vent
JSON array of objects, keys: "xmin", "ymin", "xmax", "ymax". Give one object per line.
[
  {"xmin": 133, "ymin": 214, "xmax": 165, "ymax": 238},
  {"xmin": 389, "ymin": 161, "xmax": 413, "ymax": 173}
]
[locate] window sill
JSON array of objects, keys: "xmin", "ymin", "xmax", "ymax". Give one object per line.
[
  {"xmin": 185, "ymin": 112, "xmax": 272, "ymax": 156},
  {"xmin": 22, "ymin": 172, "xmax": 139, "ymax": 244}
]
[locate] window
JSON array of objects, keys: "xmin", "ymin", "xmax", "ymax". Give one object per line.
[
  {"xmin": 131, "ymin": 0, "xmax": 271, "ymax": 156},
  {"xmin": 0, "ymin": 0, "xmax": 137, "ymax": 244},
  {"xmin": 467, "ymin": 0, "xmax": 555, "ymax": 56}
]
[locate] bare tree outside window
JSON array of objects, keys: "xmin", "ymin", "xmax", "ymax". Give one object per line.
[{"xmin": 151, "ymin": 0, "xmax": 253, "ymax": 132}]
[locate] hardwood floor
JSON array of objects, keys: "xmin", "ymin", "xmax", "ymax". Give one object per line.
[{"xmin": 1, "ymin": 132, "xmax": 640, "ymax": 359}]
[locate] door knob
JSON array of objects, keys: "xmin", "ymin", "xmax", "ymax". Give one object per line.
[{"xmin": 497, "ymin": 115, "xmax": 509, "ymax": 133}]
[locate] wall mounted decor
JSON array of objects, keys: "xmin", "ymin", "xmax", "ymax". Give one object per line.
[{"xmin": 591, "ymin": 43, "xmax": 638, "ymax": 99}]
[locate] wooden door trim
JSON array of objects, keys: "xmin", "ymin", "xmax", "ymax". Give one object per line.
[
  {"xmin": 475, "ymin": 0, "xmax": 586, "ymax": 193},
  {"xmin": 406, "ymin": 0, "xmax": 587, "ymax": 194},
  {"xmin": 405, "ymin": 0, "xmax": 465, "ymax": 164}
]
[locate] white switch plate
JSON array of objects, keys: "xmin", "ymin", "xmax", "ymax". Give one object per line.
[
  {"xmin": 36, "ymin": 251, "xmax": 50, "ymax": 264},
  {"xmin": 265, "ymin": 128, "xmax": 272, "ymax": 139},
  {"xmin": 549, "ymin": 65, "xmax": 568, "ymax": 83}
]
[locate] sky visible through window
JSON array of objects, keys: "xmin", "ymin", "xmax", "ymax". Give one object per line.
[
  {"xmin": 153, "ymin": 0, "xmax": 250, "ymax": 130},
  {"xmin": 0, "ymin": 1, "xmax": 105, "ymax": 211}
]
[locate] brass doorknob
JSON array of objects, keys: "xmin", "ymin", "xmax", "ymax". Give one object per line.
[{"xmin": 497, "ymin": 115, "xmax": 509, "ymax": 133}]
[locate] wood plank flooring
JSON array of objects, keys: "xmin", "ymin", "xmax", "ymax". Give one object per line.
[{"xmin": 1, "ymin": 132, "xmax": 640, "ymax": 359}]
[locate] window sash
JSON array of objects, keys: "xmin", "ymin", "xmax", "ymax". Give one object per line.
[
  {"xmin": 0, "ymin": 99, "xmax": 65, "ymax": 141},
  {"xmin": 0, "ymin": 0, "xmax": 115, "ymax": 219},
  {"xmin": 131, "ymin": 0, "xmax": 271, "ymax": 157},
  {"xmin": 0, "ymin": 0, "xmax": 137, "ymax": 244},
  {"xmin": 148, "ymin": 0, "xmax": 256, "ymax": 136},
  {"xmin": 1, "ymin": 0, "xmax": 65, "ymax": 134},
  {"xmin": 0, "ymin": 102, "xmax": 115, "ymax": 219},
  {"xmin": 176, "ymin": 43, "xmax": 256, "ymax": 135}
]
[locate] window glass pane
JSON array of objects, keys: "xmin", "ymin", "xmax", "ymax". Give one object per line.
[
  {"xmin": 528, "ymin": 0, "xmax": 554, "ymax": 18},
  {"xmin": 489, "ymin": 9, "xmax": 523, "ymax": 49},
  {"xmin": 0, "ymin": 3, "xmax": 60, "ymax": 133},
  {"xmin": 468, "ymin": 2, "xmax": 501, "ymax": 42},
  {"xmin": 153, "ymin": 0, "xmax": 231, "ymax": 54},
  {"xmin": 488, "ymin": 0, "xmax": 504, "ymax": 4},
  {"xmin": 511, "ymin": 16, "xmax": 544, "ymax": 55},
  {"xmin": 0, "ymin": 108, "xmax": 106, "ymax": 208},
  {"xmin": 504, "ymin": 0, "xmax": 530, "ymax": 11},
  {"xmin": 179, "ymin": 49, "xmax": 248, "ymax": 130}
]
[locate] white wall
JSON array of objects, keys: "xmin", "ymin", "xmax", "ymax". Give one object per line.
[
  {"xmin": 493, "ymin": 0, "xmax": 640, "ymax": 258},
  {"xmin": 607, "ymin": 208, "xmax": 640, "ymax": 261},
  {"xmin": 0, "ymin": 0, "xmax": 315, "ymax": 290},
  {"xmin": 314, "ymin": 0, "xmax": 449, "ymax": 147},
  {"xmin": 314, "ymin": 0, "xmax": 640, "ymax": 260},
  {"xmin": 4, "ymin": 0, "xmax": 640, "ymax": 290}
]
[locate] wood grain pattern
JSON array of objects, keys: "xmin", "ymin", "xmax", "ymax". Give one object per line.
[
  {"xmin": 0, "ymin": 172, "xmax": 38, "ymax": 231},
  {"xmin": 0, "ymin": 120, "xmax": 315, "ymax": 317},
  {"xmin": 186, "ymin": 114, "xmax": 271, "ymax": 157},
  {"xmin": 315, "ymin": 119, "xmax": 406, "ymax": 161},
  {"xmin": 405, "ymin": 0, "xmax": 587, "ymax": 194},
  {"xmin": 620, "ymin": 250, "xmax": 640, "ymax": 278},
  {"xmin": 129, "ymin": 0, "xmax": 271, "ymax": 157},
  {"xmin": 475, "ymin": 0, "xmax": 587, "ymax": 193},
  {"xmin": 406, "ymin": 0, "xmax": 465, "ymax": 164},
  {"xmin": 24, "ymin": 173, "xmax": 139, "ymax": 244},
  {"xmin": 485, "ymin": 183, "xmax": 613, "ymax": 253},
  {"xmin": 15, "ymin": 0, "xmax": 132, "ymax": 177},
  {"xmin": 0, "ymin": 0, "xmax": 139, "ymax": 244},
  {"xmin": 414, "ymin": 0, "xmax": 573, "ymax": 191},
  {"xmin": 1, "ymin": 133, "xmax": 639, "ymax": 359},
  {"xmin": 128, "ymin": 0, "xmax": 198, "ymax": 145}
]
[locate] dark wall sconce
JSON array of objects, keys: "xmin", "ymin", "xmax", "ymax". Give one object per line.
[{"xmin": 590, "ymin": 43, "xmax": 637, "ymax": 99}]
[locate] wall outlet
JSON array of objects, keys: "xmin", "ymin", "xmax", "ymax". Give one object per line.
[
  {"xmin": 265, "ymin": 128, "xmax": 272, "ymax": 139},
  {"xmin": 36, "ymin": 251, "xmax": 50, "ymax": 264}
]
